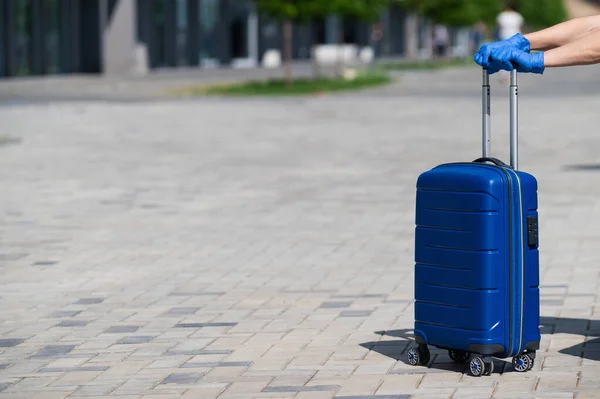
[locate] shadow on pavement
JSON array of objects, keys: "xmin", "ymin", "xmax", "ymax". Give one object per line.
[
  {"xmin": 540, "ymin": 316, "xmax": 600, "ymax": 362},
  {"xmin": 563, "ymin": 164, "xmax": 600, "ymax": 172},
  {"xmin": 361, "ymin": 316, "xmax": 600, "ymax": 373}
]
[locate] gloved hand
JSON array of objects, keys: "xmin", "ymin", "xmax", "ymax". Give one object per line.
[
  {"xmin": 489, "ymin": 47, "xmax": 546, "ymax": 74},
  {"xmin": 473, "ymin": 33, "xmax": 531, "ymax": 73}
]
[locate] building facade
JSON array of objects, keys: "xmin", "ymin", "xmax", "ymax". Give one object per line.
[{"xmin": 0, "ymin": 0, "xmax": 413, "ymax": 79}]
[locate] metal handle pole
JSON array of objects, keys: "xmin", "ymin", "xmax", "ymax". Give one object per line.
[
  {"xmin": 509, "ymin": 69, "xmax": 518, "ymax": 170},
  {"xmin": 482, "ymin": 69, "xmax": 491, "ymax": 158}
]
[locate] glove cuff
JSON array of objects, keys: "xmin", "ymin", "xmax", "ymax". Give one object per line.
[
  {"xmin": 532, "ymin": 51, "xmax": 545, "ymax": 74},
  {"xmin": 507, "ymin": 33, "xmax": 531, "ymax": 52}
]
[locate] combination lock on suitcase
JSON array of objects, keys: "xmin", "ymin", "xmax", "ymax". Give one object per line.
[{"xmin": 408, "ymin": 70, "xmax": 541, "ymax": 377}]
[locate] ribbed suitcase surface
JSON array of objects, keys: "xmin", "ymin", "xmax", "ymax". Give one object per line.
[{"xmin": 413, "ymin": 163, "xmax": 540, "ymax": 362}]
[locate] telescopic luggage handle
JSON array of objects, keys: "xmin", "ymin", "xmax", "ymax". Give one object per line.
[{"xmin": 482, "ymin": 69, "xmax": 519, "ymax": 170}]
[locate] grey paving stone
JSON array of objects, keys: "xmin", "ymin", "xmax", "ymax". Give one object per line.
[
  {"xmin": 319, "ymin": 302, "xmax": 352, "ymax": 309},
  {"xmin": 31, "ymin": 261, "xmax": 57, "ymax": 266},
  {"xmin": 541, "ymin": 300, "xmax": 564, "ymax": 306},
  {"xmin": 332, "ymin": 294, "xmax": 388, "ymax": 299},
  {"xmin": 32, "ymin": 345, "xmax": 76, "ymax": 357},
  {"xmin": 48, "ymin": 310, "xmax": 81, "ymax": 318},
  {"xmin": 334, "ymin": 396, "xmax": 410, "ymax": 399},
  {"xmin": 0, "ymin": 252, "xmax": 27, "ymax": 262},
  {"xmin": 104, "ymin": 326, "xmax": 140, "ymax": 333},
  {"xmin": 181, "ymin": 361, "xmax": 252, "ymax": 368},
  {"xmin": 161, "ymin": 373, "xmax": 203, "ymax": 384},
  {"xmin": 75, "ymin": 297, "xmax": 105, "ymax": 304},
  {"xmin": 165, "ymin": 349, "xmax": 233, "ymax": 356},
  {"xmin": 117, "ymin": 336, "xmax": 155, "ymax": 344},
  {"xmin": 174, "ymin": 322, "xmax": 237, "ymax": 328},
  {"xmin": 0, "ymin": 339, "xmax": 24, "ymax": 347},
  {"xmin": 284, "ymin": 290, "xmax": 336, "ymax": 294},
  {"xmin": 165, "ymin": 307, "xmax": 200, "ymax": 316},
  {"xmin": 0, "ymin": 382, "xmax": 9, "ymax": 392},
  {"xmin": 56, "ymin": 320, "xmax": 89, "ymax": 327},
  {"xmin": 169, "ymin": 291, "xmax": 226, "ymax": 296},
  {"xmin": 263, "ymin": 385, "xmax": 340, "ymax": 392},
  {"xmin": 339, "ymin": 311, "xmax": 373, "ymax": 318},
  {"xmin": 39, "ymin": 366, "xmax": 109, "ymax": 372}
]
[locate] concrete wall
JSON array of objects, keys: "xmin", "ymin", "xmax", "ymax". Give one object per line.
[
  {"xmin": 404, "ymin": 13, "xmax": 419, "ymax": 59},
  {"xmin": 102, "ymin": 0, "xmax": 142, "ymax": 76}
]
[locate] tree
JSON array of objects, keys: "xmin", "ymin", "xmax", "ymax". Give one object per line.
[
  {"xmin": 400, "ymin": 0, "xmax": 503, "ymax": 27},
  {"xmin": 515, "ymin": 0, "xmax": 567, "ymax": 30},
  {"xmin": 400, "ymin": 0, "xmax": 567, "ymax": 29},
  {"xmin": 254, "ymin": 0, "xmax": 396, "ymax": 84},
  {"xmin": 254, "ymin": 0, "xmax": 330, "ymax": 87},
  {"xmin": 328, "ymin": 0, "xmax": 394, "ymax": 75},
  {"xmin": 333, "ymin": 0, "xmax": 392, "ymax": 22}
]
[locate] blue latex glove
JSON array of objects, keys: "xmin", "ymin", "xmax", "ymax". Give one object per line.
[
  {"xmin": 490, "ymin": 47, "xmax": 545, "ymax": 74},
  {"xmin": 473, "ymin": 33, "xmax": 531, "ymax": 73}
]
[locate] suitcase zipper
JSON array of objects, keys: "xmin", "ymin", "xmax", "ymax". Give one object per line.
[
  {"xmin": 435, "ymin": 162, "xmax": 524, "ymax": 357},
  {"xmin": 512, "ymin": 171, "xmax": 526, "ymax": 356}
]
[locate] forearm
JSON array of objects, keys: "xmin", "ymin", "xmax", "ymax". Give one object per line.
[
  {"xmin": 525, "ymin": 14, "xmax": 600, "ymax": 51},
  {"xmin": 544, "ymin": 29, "xmax": 600, "ymax": 67}
]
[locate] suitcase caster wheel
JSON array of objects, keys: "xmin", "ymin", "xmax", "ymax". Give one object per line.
[
  {"xmin": 448, "ymin": 349, "xmax": 470, "ymax": 363},
  {"xmin": 512, "ymin": 354, "xmax": 532, "ymax": 372},
  {"xmin": 526, "ymin": 351, "xmax": 535, "ymax": 370},
  {"xmin": 407, "ymin": 346, "xmax": 430, "ymax": 366},
  {"xmin": 469, "ymin": 355, "xmax": 486, "ymax": 377},
  {"xmin": 483, "ymin": 357, "xmax": 494, "ymax": 376}
]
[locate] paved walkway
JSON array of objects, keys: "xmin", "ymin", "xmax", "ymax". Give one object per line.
[{"xmin": 0, "ymin": 65, "xmax": 599, "ymax": 398}]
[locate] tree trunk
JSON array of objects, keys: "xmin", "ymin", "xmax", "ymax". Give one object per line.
[
  {"xmin": 311, "ymin": 23, "xmax": 320, "ymax": 79},
  {"xmin": 283, "ymin": 19, "xmax": 293, "ymax": 88},
  {"xmin": 336, "ymin": 27, "xmax": 344, "ymax": 77}
]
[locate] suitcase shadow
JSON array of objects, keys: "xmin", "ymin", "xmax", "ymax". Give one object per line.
[
  {"xmin": 540, "ymin": 316, "xmax": 600, "ymax": 362},
  {"xmin": 361, "ymin": 317, "xmax": 599, "ymax": 374}
]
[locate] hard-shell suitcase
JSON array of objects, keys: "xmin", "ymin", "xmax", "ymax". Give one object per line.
[{"xmin": 407, "ymin": 70, "xmax": 541, "ymax": 377}]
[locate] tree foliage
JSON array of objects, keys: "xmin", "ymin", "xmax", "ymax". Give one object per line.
[
  {"xmin": 399, "ymin": 0, "xmax": 568, "ymax": 29},
  {"xmin": 254, "ymin": 0, "xmax": 395, "ymax": 24},
  {"xmin": 253, "ymin": 0, "xmax": 329, "ymax": 23},
  {"xmin": 399, "ymin": 0, "xmax": 502, "ymax": 26},
  {"xmin": 332, "ymin": 0, "xmax": 393, "ymax": 22},
  {"xmin": 515, "ymin": 0, "xmax": 568, "ymax": 30}
]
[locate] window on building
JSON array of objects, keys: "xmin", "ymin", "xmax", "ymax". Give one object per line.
[
  {"xmin": 176, "ymin": 0, "xmax": 188, "ymax": 66},
  {"xmin": 154, "ymin": 0, "xmax": 167, "ymax": 67},
  {"xmin": 45, "ymin": 0, "xmax": 61, "ymax": 74},
  {"xmin": 14, "ymin": 0, "xmax": 32, "ymax": 76},
  {"xmin": 0, "ymin": 3, "xmax": 5, "ymax": 77},
  {"xmin": 199, "ymin": 0, "xmax": 219, "ymax": 66}
]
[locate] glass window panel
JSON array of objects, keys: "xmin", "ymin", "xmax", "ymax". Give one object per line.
[
  {"xmin": 199, "ymin": 0, "xmax": 219, "ymax": 66},
  {"xmin": 0, "ymin": 3, "xmax": 4, "ymax": 77},
  {"xmin": 14, "ymin": 0, "xmax": 32, "ymax": 76},
  {"xmin": 154, "ymin": 0, "xmax": 167, "ymax": 67},
  {"xmin": 176, "ymin": 0, "xmax": 188, "ymax": 66},
  {"xmin": 45, "ymin": 0, "xmax": 61, "ymax": 74}
]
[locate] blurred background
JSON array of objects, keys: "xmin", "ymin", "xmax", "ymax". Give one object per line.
[{"xmin": 0, "ymin": 0, "xmax": 596, "ymax": 80}]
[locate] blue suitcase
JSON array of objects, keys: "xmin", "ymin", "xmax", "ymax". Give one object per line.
[{"xmin": 407, "ymin": 70, "xmax": 541, "ymax": 376}]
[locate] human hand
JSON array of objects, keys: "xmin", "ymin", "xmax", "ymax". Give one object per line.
[
  {"xmin": 508, "ymin": 50, "xmax": 545, "ymax": 74},
  {"xmin": 487, "ymin": 47, "xmax": 545, "ymax": 74},
  {"xmin": 473, "ymin": 33, "xmax": 531, "ymax": 73}
]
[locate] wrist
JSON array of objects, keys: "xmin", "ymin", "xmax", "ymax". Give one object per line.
[{"xmin": 508, "ymin": 33, "xmax": 531, "ymax": 52}]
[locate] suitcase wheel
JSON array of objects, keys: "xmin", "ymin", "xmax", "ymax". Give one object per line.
[
  {"xmin": 407, "ymin": 345, "xmax": 430, "ymax": 366},
  {"xmin": 512, "ymin": 354, "xmax": 534, "ymax": 372},
  {"xmin": 448, "ymin": 349, "xmax": 470, "ymax": 363},
  {"xmin": 469, "ymin": 355, "xmax": 494, "ymax": 377}
]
